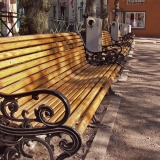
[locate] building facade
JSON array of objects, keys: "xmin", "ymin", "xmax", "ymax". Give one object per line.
[
  {"xmin": 109, "ymin": 0, "xmax": 160, "ymax": 37},
  {"xmin": 0, "ymin": 0, "xmax": 20, "ymax": 36},
  {"xmin": 46, "ymin": 0, "xmax": 87, "ymax": 33},
  {"xmin": 2, "ymin": 0, "xmax": 159, "ymax": 38},
  {"xmin": 0, "ymin": 0, "xmax": 104, "ymax": 36},
  {"xmin": 48, "ymin": 0, "xmax": 86, "ymax": 22}
]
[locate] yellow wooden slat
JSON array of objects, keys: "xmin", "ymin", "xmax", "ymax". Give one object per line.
[
  {"xmin": 0, "ymin": 55, "xmax": 86, "ymax": 93},
  {"xmin": 0, "ymin": 43, "xmax": 85, "ymax": 70},
  {"xmin": 0, "ymin": 47, "xmax": 82, "ymax": 79},
  {"xmin": 76, "ymin": 65, "xmax": 121, "ymax": 135},
  {"xmin": 65, "ymin": 64, "xmax": 117, "ymax": 127},
  {"xmin": 0, "ymin": 38, "xmax": 84, "ymax": 61},
  {"xmin": 31, "ymin": 65, "xmax": 108, "ymax": 127},
  {"xmin": 4, "ymin": 63, "xmax": 88, "ymax": 126},
  {"xmin": 0, "ymin": 48, "xmax": 86, "ymax": 87},
  {"xmin": 22, "ymin": 65, "xmax": 97, "ymax": 120},
  {"xmin": 47, "ymin": 65, "xmax": 112, "ymax": 124},
  {"xmin": 0, "ymin": 35, "xmax": 81, "ymax": 53},
  {"xmin": 14, "ymin": 63, "xmax": 92, "ymax": 120},
  {"xmin": 5, "ymin": 61, "xmax": 88, "ymax": 113},
  {"xmin": 0, "ymin": 32, "xmax": 78, "ymax": 44}
]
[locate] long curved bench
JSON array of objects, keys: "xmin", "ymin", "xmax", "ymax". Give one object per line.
[{"xmin": 0, "ymin": 32, "xmax": 122, "ymax": 159}]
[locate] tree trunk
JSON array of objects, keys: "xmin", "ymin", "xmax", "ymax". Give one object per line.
[
  {"xmin": 83, "ymin": 0, "xmax": 97, "ymax": 28},
  {"xmin": 83, "ymin": 0, "xmax": 90, "ymax": 29},
  {"xmin": 89, "ymin": 0, "xmax": 97, "ymax": 18},
  {"xmin": 81, "ymin": 0, "xmax": 97, "ymax": 42},
  {"xmin": 100, "ymin": 0, "xmax": 110, "ymax": 31},
  {"xmin": 19, "ymin": 0, "xmax": 51, "ymax": 35},
  {"xmin": 114, "ymin": 0, "xmax": 119, "ymax": 22}
]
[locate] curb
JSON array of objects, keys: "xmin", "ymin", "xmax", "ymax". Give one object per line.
[{"xmin": 85, "ymin": 95, "xmax": 121, "ymax": 160}]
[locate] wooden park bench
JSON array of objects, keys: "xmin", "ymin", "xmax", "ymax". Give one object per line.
[
  {"xmin": 0, "ymin": 32, "xmax": 123, "ymax": 159},
  {"xmin": 102, "ymin": 30, "xmax": 134, "ymax": 60}
]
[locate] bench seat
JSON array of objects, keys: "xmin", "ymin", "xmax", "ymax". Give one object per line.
[{"xmin": 0, "ymin": 32, "xmax": 121, "ymax": 159}]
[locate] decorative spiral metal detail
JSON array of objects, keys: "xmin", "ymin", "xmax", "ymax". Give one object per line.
[
  {"xmin": 0, "ymin": 89, "xmax": 70, "ymax": 127},
  {"xmin": 0, "ymin": 89, "xmax": 82, "ymax": 159},
  {"xmin": 0, "ymin": 125, "xmax": 81, "ymax": 160}
]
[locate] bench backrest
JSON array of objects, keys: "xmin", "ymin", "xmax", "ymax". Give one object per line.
[
  {"xmin": 102, "ymin": 30, "xmax": 112, "ymax": 46},
  {"xmin": 102, "ymin": 30, "xmax": 122, "ymax": 46},
  {"xmin": 0, "ymin": 33, "xmax": 86, "ymax": 94}
]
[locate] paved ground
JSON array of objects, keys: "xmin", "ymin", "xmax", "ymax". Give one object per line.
[{"xmin": 83, "ymin": 37, "xmax": 160, "ymax": 160}]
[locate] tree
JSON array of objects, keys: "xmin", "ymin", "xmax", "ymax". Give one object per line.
[
  {"xmin": 100, "ymin": 0, "xmax": 110, "ymax": 30},
  {"xmin": 83, "ymin": 0, "xmax": 97, "ymax": 29},
  {"xmin": 88, "ymin": 0, "xmax": 97, "ymax": 18},
  {"xmin": 81, "ymin": 0, "xmax": 97, "ymax": 41},
  {"xmin": 114, "ymin": 0, "xmax": 119, "ymax": 22},
  {"xmin": 83, "ymin": 0, "xmax": 110, "ymax": 30},
  {"xmin": 19, "ymin": 0, "xmax": 52, "ymax": 35}
]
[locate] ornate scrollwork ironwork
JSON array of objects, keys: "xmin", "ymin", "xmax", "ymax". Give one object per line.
[
  {"xmin": 0, "ymin": 89, "xmax": 82, "ymax": 159},
  {"xmin": 105, "ymin": 50, "xmax": 119, "ymax": 64},
  {"xmin": 76, "ymin": 32, "xmax": 123, "ymax": 65},
  {"xmin": 0, "ymin": 126, "xmax": 81, "ymax": 160},
  {"xmin": 0, "ymin": 89, "xmax": 70, "ymax": 127},
  {"xmin": 86, "ymin": 49, "xmax": 119, "ymax": 65}
]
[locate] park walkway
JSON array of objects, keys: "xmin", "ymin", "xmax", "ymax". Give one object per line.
[{"xmin": 84, "ymin": 37, "xmax": 160, "ymax": 160}]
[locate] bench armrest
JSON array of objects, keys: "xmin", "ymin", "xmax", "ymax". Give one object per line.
[
  {"xmin": 76, "ymin": 32, "xmax": 120, "ymax": 65},
  {"xmin": 0, "ymin": 89, "xmax": 81, "ymax": 159},
  {"xmin": 0, "ymin": 89, "xmax": 70, "ymax": 127}
]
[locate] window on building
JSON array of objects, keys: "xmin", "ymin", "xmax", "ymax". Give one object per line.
[
  {"xmin": 127, "ymin": 0, "xmax": 145, "ymax": 4},
  {"xmin": 125, "ymin": 12, "xmax": 145, "ymax": 29},
  {"xmin": 60, "ymin": 0, "xmax": 68, "ymax": 19},
  {"xmin": 80, "ymin": 8, "xmax": 83, "ymax": 22},
  {"xmin": 53, "ymin": 6, "xmax": 56, "ymax": 19}
]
